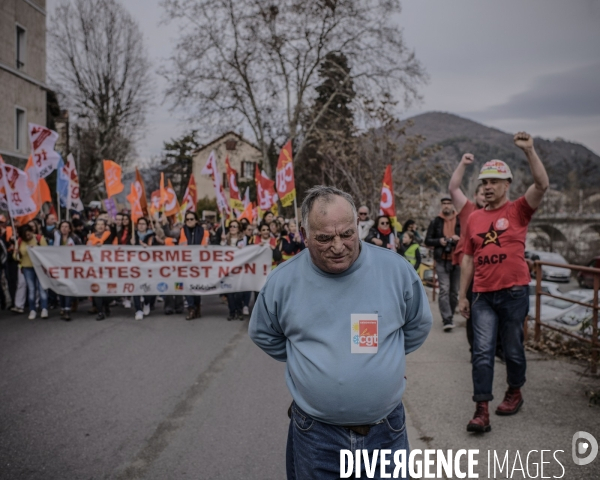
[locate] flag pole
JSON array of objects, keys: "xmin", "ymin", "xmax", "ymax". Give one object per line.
[{"xmin": 56, "ymin": 170, "xmax": 61, "ymax": 224}]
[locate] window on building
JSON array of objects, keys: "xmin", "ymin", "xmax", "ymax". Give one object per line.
[
  {"xmin": 241, "ymin": 161, "xmax": 255, "ymax": 179},
  {"xmin": 15, "ymin": 108, "xmax": 26, "ymax": 151},
  {"xmin": 16, "ymin": 25, "xmax": 26, "ymax": 69}
]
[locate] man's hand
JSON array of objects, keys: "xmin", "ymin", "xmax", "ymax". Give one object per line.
[
  {"xmin": 514, "ymin": 131, "xmax": 533, "ymax": 151},
  {"xmin": 461, "ymin": 153, "xmax": 475, "ymax": 165},
  {"xmin": 439, "ymin": 237, "xmax": 448, "ymax": 247},
  {"xmin": 451, "ymin": 235, "xmax": 460, "ymax": 242},
  {"xmin": 459, "ymin": 297, "xmax": 470, "ymax": 319}
]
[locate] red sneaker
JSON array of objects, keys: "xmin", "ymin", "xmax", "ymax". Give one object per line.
[
  {"xmin": 467, "ymin": 401, "xmax": 491, "ymax": 433},
  {"xmin": 496, "ymin": 387, "xmax": 523, "ymax": 415}
]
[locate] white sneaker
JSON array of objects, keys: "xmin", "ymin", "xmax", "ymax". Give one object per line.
[
  {"xmin": 123, "ymin": 299, "xmax": 131, "ymax": 309},
  {"xmin": 156, "ymin": 297, "xmax": 164, "ymax": 303},
  {"xmin": 28, "ymin": 310, "xmax": 37, "ymax": 320},
  {"xmin": 143, "ymin": 304, "xmax": 150, "ymax": 316},
  {"xmin": 135, "ymin": 310, "xmax": 144, "ymax": 320},
  {"xmin": 242, "ymin": 306, "xmax": 250, "ymax": 316},
  {"xmin": 41, "ymin": 308, "xmax": 49, "ymax": 319}
]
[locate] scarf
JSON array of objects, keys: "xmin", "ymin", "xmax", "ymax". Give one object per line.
[
  {"xmin": 439, "ymin": 212, "xmax": 457, "ymax": 238},
  {"xmin": 377, "ymin": 226, "xmax": 392, "ymax": 236}
]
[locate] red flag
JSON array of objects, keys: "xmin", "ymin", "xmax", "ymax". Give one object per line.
[
  {"xmin": 103, "ymin": 160, "xmax": 124, "ymax": 198},
  {"xmin": 225, "ymin": 157, "xmax": 244, "ymax": 211},
  {"xmin": 276, "ymin": 140, "xmax": 296, "ymax": 207},
  {"xmin": 255, "ymin": 164, "xmax": 277, "ymax": 211},
  {"xmin": 159, "ymin": 172, "xmax": 167, "ymax": 209},
  {"xmin": 379, "ymin": 165, "xmax": 400, "ymax": 230},
  {"xmin": 182, "ymin": 174, "xmax": 197, "ymax": 213}
]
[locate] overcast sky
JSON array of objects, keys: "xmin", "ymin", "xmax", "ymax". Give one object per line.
[{"xmin": 47, "ymin": 0, "xmax": 600, "ymax": 162}]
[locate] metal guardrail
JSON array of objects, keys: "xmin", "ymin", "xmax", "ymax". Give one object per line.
[{"xmin": 533, "ymin": 260, "xmax": 600, "ymax": 374}]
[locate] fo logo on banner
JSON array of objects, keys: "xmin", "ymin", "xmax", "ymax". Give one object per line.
[{"xmin": 572, "ymin": 431, "xmax": 598, "ymax": 466}]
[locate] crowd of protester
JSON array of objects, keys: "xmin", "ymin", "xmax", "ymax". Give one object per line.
[
  {"xmin": 0, "ymin": 206, "xmax": 319, "ymax": 323},
  {"xmin": 0, "ymin": 202, "xmax": 432, "ymax": 324}
]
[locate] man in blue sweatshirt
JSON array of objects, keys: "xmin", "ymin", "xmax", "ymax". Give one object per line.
[{"xmin": 249, "ymin": 185, "xmax": 433, "ymax": 479}]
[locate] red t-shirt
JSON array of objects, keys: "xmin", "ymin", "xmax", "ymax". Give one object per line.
[
  {"xmin": 452, "ymin": 200, "xmax": 476, "ymax": 266},
  {"xmin": 464, "ymin": 196, "xmax": 535, "ymax": 292}
]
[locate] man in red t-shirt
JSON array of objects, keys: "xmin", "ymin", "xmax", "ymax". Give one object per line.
[
  {"xmin": 449, "ymin": 154, "xmax": 487, "ymax": 350},
  {"xmin": 458, "ymin": 132, "xmax": 549, "ymax": 434}
]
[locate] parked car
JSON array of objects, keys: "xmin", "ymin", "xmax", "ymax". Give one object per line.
[
  {"xmin": 576, "ymin": 256, "xmax": 600, "ymax": 289},
  {"xmin": 550, "ymin": 303, "xmax": 598, "ymax": 337},
  {"xmin": 526, "ymin": 250, "xmax": 571, "ymax": 283},
  {"xmin": 536, "ymin": 289, "xmax": 595, "ymax": 323},
  {"xmin": 528, "ymin": 279, "xmax": 562, "ymax": 317}
]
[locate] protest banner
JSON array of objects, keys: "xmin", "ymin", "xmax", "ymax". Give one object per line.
[{"xmin": 29, "ymin": 245, "xmax": 272, "ymax": 296}]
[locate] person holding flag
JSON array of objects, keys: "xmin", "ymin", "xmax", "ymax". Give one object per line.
[{"xmin": 180, "ymin": 211, "xmax": 209, "ymax": 320}]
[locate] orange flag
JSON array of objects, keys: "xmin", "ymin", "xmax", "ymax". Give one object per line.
[
  {"xmin": 13, "ymin": 156, "xmax": 52, "ymax": 224},
  {"xmin": 182, "ymin": 174, "xmax": 197, "ymax": 213},
  {"xmin": 135, "ymin": 168, "xmax": 148, "ymax": 216},
  {"xmin": 276, "ymin": 140, "xmax": 296, "ymax": 207},
  {"xmin": 103, "ymin": 160, "xmax": 124, "ymax": 198},
  {"xmin": 379, "ymin": 164, "xmax": 400, "ymax": 230},
  {"xmin": 149, "ymin": 189, "xmax": 161, "ymax": 216},
  {"xmin": 126, "ymin": 183, "xmax": 143, "ymax": 223},
  {"xmin": 238, "ymin": 201, "xmax": 255, "ymax": 223},
  {"xmin": 164, "ymin": 179, "xmax": 180, "ymax": 217},
  {"xmin": 159, "ymin": 172, "xmax": 167, "ymax": 209}
]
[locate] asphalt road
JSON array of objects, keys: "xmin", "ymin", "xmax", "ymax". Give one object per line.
[
  {"xmin": 0, "ymin": 296, "xmax": 291, "ymax": 480},
  {"xmin": 1, "ymin": 288, "xmax": 599, "ymax": 480}
]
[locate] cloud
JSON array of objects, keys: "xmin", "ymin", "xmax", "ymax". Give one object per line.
[{"xmin": 471, "ymin": 63, "xmax": 600, "ymax": 120}]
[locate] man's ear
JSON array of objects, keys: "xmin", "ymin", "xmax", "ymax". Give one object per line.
[{"xmin": 301, "ymin": 226, "xmax": 307, "ymax": 239}]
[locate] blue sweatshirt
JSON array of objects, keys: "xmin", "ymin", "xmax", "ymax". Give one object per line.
[{"xmin": 248, "ymin": 241, "xmax": 432, "ymax": 425}]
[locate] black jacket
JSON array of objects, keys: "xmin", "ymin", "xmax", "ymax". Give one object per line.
[{"xmin": 425, "ymin": 216, "xmax": 460, "ymax": 262}]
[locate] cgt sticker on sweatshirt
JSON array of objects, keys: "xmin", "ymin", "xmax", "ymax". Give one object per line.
[{"xmin": 351, "ymin": 314, "xmax": 378, "ymax": 354}]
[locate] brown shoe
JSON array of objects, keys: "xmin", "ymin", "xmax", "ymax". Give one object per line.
[
  {"xmin": 467, "ymin": 401, "xmax": 491, "ymax": 432},
  {"xmin": 495, "ymin": 387, "xmax": 523, "ymax": 416},
  {"xmin": 186, "ymin": 307, "xmax": 196, "ymax": 321}
]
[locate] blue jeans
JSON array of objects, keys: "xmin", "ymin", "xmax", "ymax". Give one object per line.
[
  {"xmin": 227, "ymin": 293, "xmax": 242, "ymax": 315},
  {"xmin": 471, "ymin": 285, "xmax": 529, "ymax": 402},
  {"xmin": 287, "ymin": 402, "xmax": 408, "ymax": 480},
  {"xmin": 22, "ymin": 267, "xmax": 48, "ymax": 312}
]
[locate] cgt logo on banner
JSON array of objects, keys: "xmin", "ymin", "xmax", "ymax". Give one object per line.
[
  {"xmin": 572, "ymin": 431, "xmax": 598, "ymax": 466},
  {"xmin": 28, "ymin": 245, "xmax": 273, "ymax": 296}
]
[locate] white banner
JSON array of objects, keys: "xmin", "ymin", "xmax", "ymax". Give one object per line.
[{"xmin": 29, "ymin": 245, "xmax": 273, "ymax": 296}]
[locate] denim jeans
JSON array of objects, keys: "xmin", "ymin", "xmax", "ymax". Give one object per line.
[
  {"xmin": 59, "ymin": 295, "xmax": 72, "ymax": 311},
  {"xmin": 227, "ymin": 292, "xmax": 242, "ymax": 315},
  {"xmin": 22, "ymin": 267, "xmax": 48, "ymax": 312},
  {"xmin": 185, "ymin": 295, "xmax": 201, "ymax": 310},
  {"xmin": 435, "ymin": 262, "xmax": 460, "ymax": 324},
  {"xmin": 286, "ymin": 402, "xmax": 409, "ymax": 480},
  {"xmin": 471, "ymin": 285, "xmax": 529, "ymax": 402}
]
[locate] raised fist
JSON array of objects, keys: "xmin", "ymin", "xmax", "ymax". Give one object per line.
[
  {"xmin": 461, "ymin": 153, "xmax": 475, "ymax": 165},
  {"xmin": 514, "ymin": 131, "xmax": 534, "ymax": 150}
]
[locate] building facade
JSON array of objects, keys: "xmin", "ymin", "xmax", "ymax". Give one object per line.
[
  {"xmin": 0, "ymin": 0, "xmax": 47, "ymax": 166},
  {"xmin": 192, "ymin": 132, "xmax": 262, "ymax": 202}
]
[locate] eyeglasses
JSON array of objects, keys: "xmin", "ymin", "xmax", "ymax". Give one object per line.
[
  {"xmin": 186, "ymin": 218, "xmax": 196, "ymax": 222},
  {"xmin": 379, "ymin": 222, "xmax": 389, "ymax": 226},
  {"xmin": 359, "ymin": 212, "xmax": 368, "ymax": 215}
]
